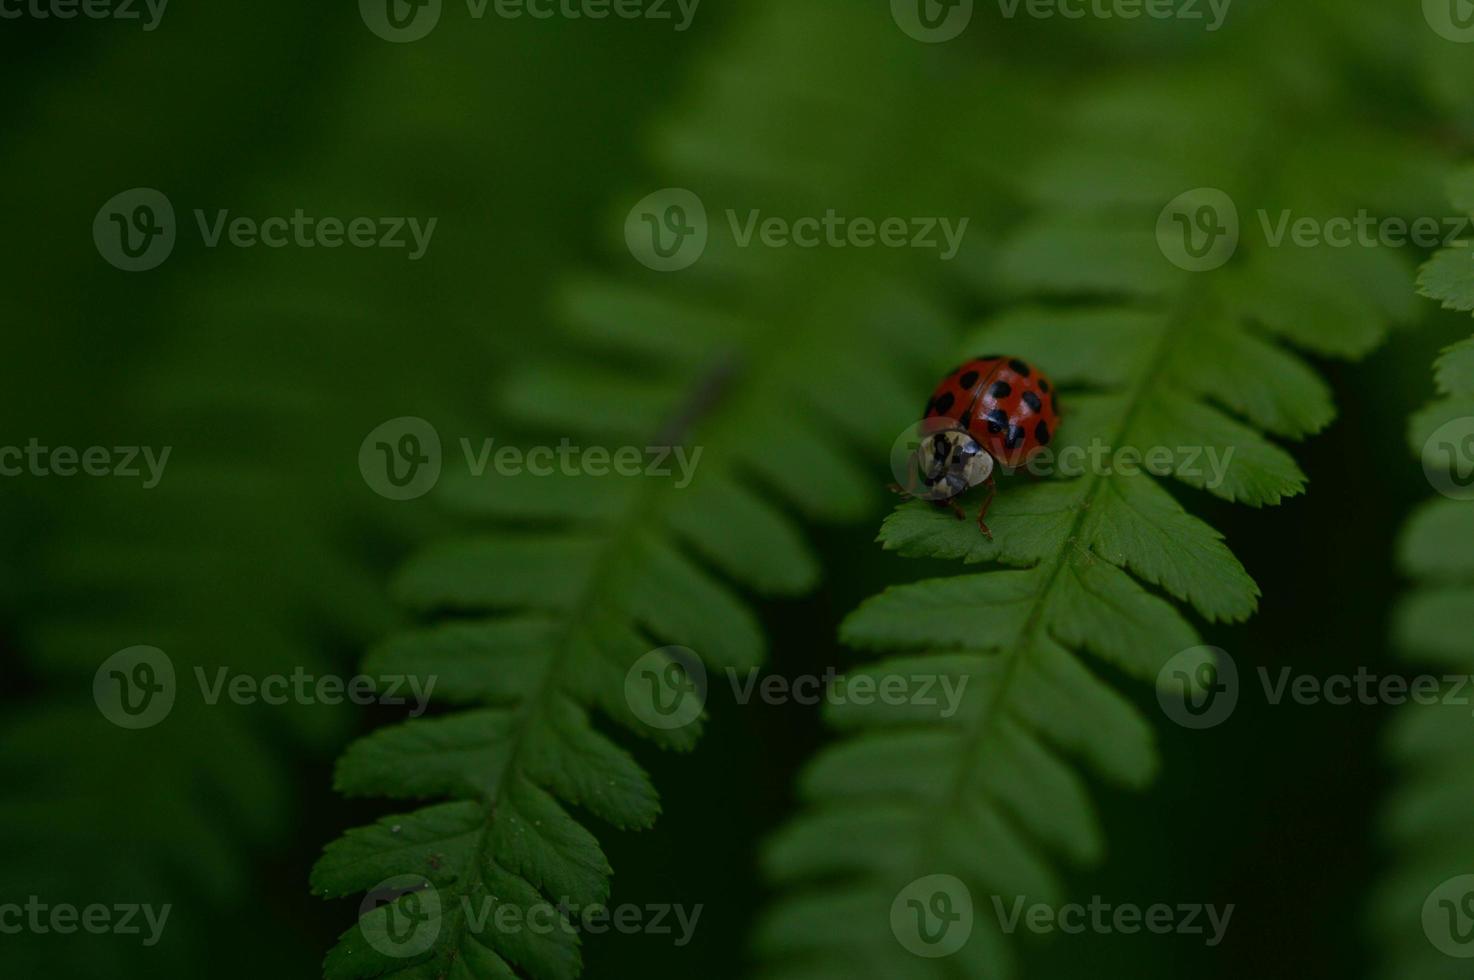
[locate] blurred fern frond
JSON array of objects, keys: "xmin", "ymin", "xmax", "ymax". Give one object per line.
[
  {"xmin": 1373, "ymin": 166, "xmax": 1474, "ymax": 980},
  {"xmin": 0, "ymin": 13, "xmax": 668, "ymax": 977},
  {"xmin": 309, "ymin": 4, "xmax": 1053, "ymax": 977}
]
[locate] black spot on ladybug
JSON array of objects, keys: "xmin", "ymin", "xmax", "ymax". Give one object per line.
[
  {"xmin": 989, "ymin": 381, "xmax": 1012, "ymax": 399},
  {"xmin": 985, "ymin": 408, "xmax": 1008, "ymax": 433},
  {"xmin": 959, "ymin": 370, "xmax": 979, "ymax": 389},
  {"xmin": 1005, "ymin": 424, "xmax": 1025, "ymax": 449},
  {"xmin": 1035, "ymin": 421, "xmax": 1051, "ymax": 445},
  {"xmin": 1021, "ymin": 391, "xmax": 1042, "ymax": 412},
  {"xmin": 1039, "ymin": 378, "xmax": 1051, "ymax": 394},
  {"xmin": 933, "ymin": 392, "xmax": 955, "ymax": 415},
  {"xmin": 1009, "ymin": 359, "xmax": 1031, "ymax": 377}
]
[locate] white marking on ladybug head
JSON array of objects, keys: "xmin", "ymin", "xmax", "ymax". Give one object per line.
[{"xmin": 914, "ymin": 429, "xmax": 993, "ymax": 500}]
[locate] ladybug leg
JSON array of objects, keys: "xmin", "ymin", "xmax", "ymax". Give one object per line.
[
  {"xmin": 919, "ymin": 497, "xmax": 964, "ymax": 520},
  {"xmin": 976, "ymin": 476, "xmax": 997, "ymax": 540}
]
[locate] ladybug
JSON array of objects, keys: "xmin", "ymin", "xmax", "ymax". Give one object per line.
[{"xmin": 897, "ymin": 355, "xmax": 1061, "ymax": 539}]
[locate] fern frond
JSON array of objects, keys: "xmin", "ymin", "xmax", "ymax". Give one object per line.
[
  {"xmin": 311, "ymin": 6, "xmax": 1039, "ymax": 977},
  {"xmin": 1373, "ymin": 168, "xmax": 1474, "ymax": 979},
  {"xmin": 756, "ymin": 62, "xmax": 1425, "ymax": 980}
]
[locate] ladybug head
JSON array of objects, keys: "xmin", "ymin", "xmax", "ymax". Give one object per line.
[{"xmin": 914, "ymin": 428, "xmax": 994, "ymax": 500}]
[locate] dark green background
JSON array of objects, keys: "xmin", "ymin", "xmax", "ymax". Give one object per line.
[{"xmin": 3, "ymin": 1, "xmax": 1471, "ymax": 977}]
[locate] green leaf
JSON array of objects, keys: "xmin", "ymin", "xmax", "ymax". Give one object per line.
[{"xmin": 1418, "ymin": 244, "xmax": 1474, "ymax": 314}]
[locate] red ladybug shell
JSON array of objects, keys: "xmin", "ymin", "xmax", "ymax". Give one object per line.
[{"xmin": 924, "ymin": 356, "xmax": 1060, "ymax": 468}]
